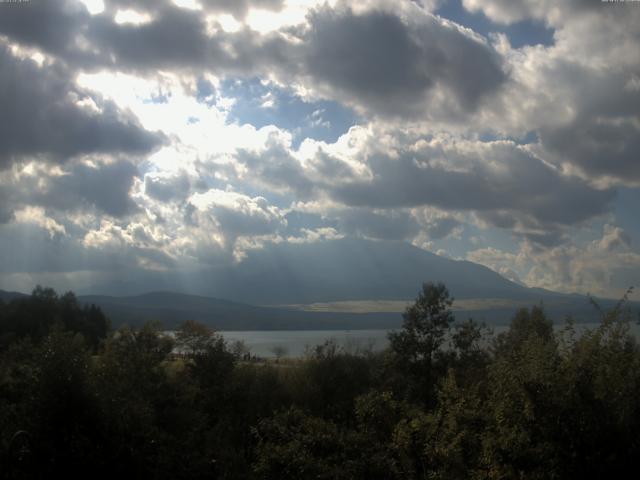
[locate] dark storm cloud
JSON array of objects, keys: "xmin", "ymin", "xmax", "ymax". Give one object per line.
[
  {"xmin": 330, "ymin": 141, "xmax": 615, "ymax": 232},
  {"xmin": 0, "ymin": 0, "xmax": 267, "ymax": 73},
  {"xmin": 537, "ymin": 71, "xmax": 640, "ymax": 183},
  {"xmin": 0, "ymin": 46, "xmax": 163, "ymax": 168},
  {"xmin": 301, "ymin": 6, "xmax": 507, "ymax": 116},
  {"xmin": 283, "ymin": 210, "xmax": 333, "ymax": 232},
  {"xmin": 0, "ymin": 1, "xmax": 507, "ymax": 119},
  {"xmin": 474, "ymin": 210, "xmax": 568, "ymax": 247},
  {"xmin": 0, "ymin": 0, "xmax": 90, "ymax": 63},
  {"xmin": 0, "ymin": 221, "xmax": 175, "ymax": 274},
  {"xmin": 144, "ymin": 173, "xmax": 191, "ymax": 202},
  {"xmin": 236, "ymin": 143, "xmax": 316, "ymax": 199},
  {"xmin": 211, "ymin": 205, "xmax": 282, "ymax": 238},
  {"xmin": 0, "ymin": 159, "xmax": 141, "ymax": 219},
  {"xmin": 541, "ymin": 118, "xmax": 640, "ymax": 183},
  {"xmin": 0, "ymin": 0, "xmax": 281, "ymax": 66},
  {"xmin": 0, "ymin": 188, "xmax": 13, "ymax": 223},
  {"xmin": 230, "ymin": 134, "xmax": 614, "ymax": 245},
  {"xmin": 336, "ymin": 208, "xmax": 420, "ymax": 241},
  {"xmin": 88, "ymin": 4, "xmax": 212, "ymax": 70},
  {"xmin": 84, "ymin": 6, "xmax": 293, "ymax": 76},
  {"xmin": 45, "ymin": 159, "xmax": 141, "ymax": 217}
]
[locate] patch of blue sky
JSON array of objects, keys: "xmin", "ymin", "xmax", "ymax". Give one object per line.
[
  {"xmin": 142, "ymin": 88, "xmax": 171, "ymax": 105},
  {"xmin": 196, "ymin": 77, "xmax": 216, "ymax": 107},
  {"xmin": 561, "ymin": 188, "xmax": 640, "ymax": 250},
  {"xmin": 218, "ymin": 77, "xmax": 359, "ymax": 149},
  {"xmin": 435, "ymin": 0, "xmax": 554, "ymax": 48},
  {"xmin": 613, "ymin": 187, "xmax": 640, "ymax": 244},
  {"xmin": 428, "ymin": 221, "xmax": 522, "ymax": 260}
]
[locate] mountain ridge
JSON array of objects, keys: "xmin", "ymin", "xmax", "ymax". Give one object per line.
[
  {"xmin": 2, "ymin": 239, "xmax": 635, "ymax": 329},
  {"xmin": 77, "ymin": 238, "xmax": 556, "ymax": 303}
]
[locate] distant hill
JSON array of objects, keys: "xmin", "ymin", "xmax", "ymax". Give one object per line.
[
  {"xmin": 0, "ymin": 290, "xmax": 27, "ymax": 303},
  {"xmin": 77, "ymin": 292, "xmax": 402, "ymax": 330},
  {"xmin": 72, "ymin": 291, "xmax": 640, "ymax": 330},
  {"xmin": 1, "ymin": 287, "xmax": 636, "ymax": 330}
]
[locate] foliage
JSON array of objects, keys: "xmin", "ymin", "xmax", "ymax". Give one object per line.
[
  {"xmin": 1, "ymin": 284, "xmax": 639, "ymax": 479},
  {"xmin": 0, "ymin": 286, "xmax": 108, "ymax": 351}
]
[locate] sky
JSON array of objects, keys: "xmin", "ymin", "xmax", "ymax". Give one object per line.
[{"xmin": 0, "ymin": 0, "xmax": 639, "ymax": 300}]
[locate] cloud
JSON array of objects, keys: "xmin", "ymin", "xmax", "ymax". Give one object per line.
[
  {"xmin": 45, "ymin": 159, "xmax": 142, "ymax": 217},
  {"xmin": 201, "ymin": 0, "xmax": 285, "ymax": 18},
  {"xmin": 235, "ymin": 138, "xmax": 317, "ymax": 200},
  {"xmin": 419, "ymin": 215, "xmax": 463, "ymax": 240},
  {"xmin": 0, "ymin": 0, "xmax": 637, "ymax": 299},
  {"xmin": 188, "ymin": 189, "xmax": 286, "ymax": 246},
  {"xmin": 0, "ymin": 0, "xmax": 90, "ymax": 63},
  {"xmin": 0, "ymin": 1, "xmax": 506, "ymax": 121},
  {"xmin": 297, "ymin": 4, "xmax": 507, "ymax": 118},
  {"xmin": 535, "ymin": 70, "xmax": 640, "ymax": 184},
  {"xmin": 327, "ymin": 134, "xmax": 614, "ymax": 241},
  {"xmin": 0, "ymin": 214, "xmax": 175, "ymax": 275},
  {"xmin": 334, "ymin": 208, "xmax": 420, "ymax": 241},
  {"xmin": 468, "ymin": 223, "xmax": 640, "ymax": 299},
  {"xmin": 0, "ymin": 158, "xmax": 142, "ymax": 219},
  {"xmin": 469, "ymin": 1, "xmax": 640, "ymax": 185},
  {"xmin": 597, "ymin": 224, "xmax": 632, "ymax": 253},
  {"xmin": 144, "ymin": 171, "xmax": 191, "ymax": 202},
  {"xmin": 0, "ymin": 187, "xmax": 13, "ymax": 223},
  {"xmin": 88, "ymin": 3, "xmax": 213, "ymax": 71},
  {"xmin": 466, "ymin": 246, "xmax": 526, "ymax": 284},
  {"xmin": 461, "ymin": 0, "xmax": 596, "ymax": 25},
  {"xmin": 0, "ymin": 45, "xmax": 163, "ymax": 168},
  {"xmin": 225, "ymin": 126, "xmax": 616, "ymax": 247}
]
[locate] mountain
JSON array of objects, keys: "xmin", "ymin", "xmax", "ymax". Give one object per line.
[
  {"xmin": 3, "ymin": 239, "xmax": 636, "ymax": 329},
  {"xmin": 0, "ymin": 290, "xmax": 27, "ymax": 303},
  {"xmin": 198, "ymin": 238, "xmax": 553, "ymax": 305},
  {"xmin": 77, "ymin": 292, "xmax": 402, "ymax": 330},
  {"xmin": 81, "ymin": 238, "xmax": 549, "ymax": 304}
]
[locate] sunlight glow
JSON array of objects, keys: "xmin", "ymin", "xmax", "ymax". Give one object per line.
[
  {"xmin": 78, "ymin": 0, "xmax": 105, "ymax": 15},
  {"xmin": 114, "ymin": 10, "xmax": 153, "ymax": 26},
  {"xmin": 244, "ymin": 0, "xmax": 331, "ymax": 33},
  {"xmin": 172, "ymin": 0, "xmax": 201, "ymax": 10},
  {"xmin": 217, "ymin": 14, "xmax": 241, "ymax": 33},
  {"xmin": 8, "ymin": 42, "xmax": 47, "ymax": 67}
]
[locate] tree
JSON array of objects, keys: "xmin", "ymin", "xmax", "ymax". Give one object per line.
[
  {"xmin": 0, "ymin": 287, "xmax": 108, "ymax": 352},
  {"xmin": 270, "ymin": 345, "xmax": 288, "ymax": 361},
  {"xmin": 175, "ymin": 320, "xmax": 217, "ymax": 356},
  {"xmin": 387, "ymin": 282, "xmax": 455, "ymax": 404}
]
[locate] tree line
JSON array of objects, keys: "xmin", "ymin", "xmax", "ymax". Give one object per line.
[{"xmin": 0, "ymin": 283, "xmax": 639, "ymax": 479}]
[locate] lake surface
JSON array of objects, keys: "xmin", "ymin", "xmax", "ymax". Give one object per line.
[
  {"xmin": 221, "ymin": 329, "xmax": 393, "ymax": 358},
  {"xmin": 220, "ymin": 322, "xmax": 640, "ymax": 358}
]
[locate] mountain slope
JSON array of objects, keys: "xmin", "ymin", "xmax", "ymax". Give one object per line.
[
  {"xmin": 0, "ymin": 290, "xmax": 27, "ymax": 303},
  {"xmin": 203, "ymin": 238, "xmax": 544, "ymax": 305}
]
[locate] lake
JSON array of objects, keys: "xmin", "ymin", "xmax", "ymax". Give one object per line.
[
  {"xmin": 219, "ymin": 321, "xmax": 640, "ymax": 358},
  {"xmin": 220, "ymin": 329, "xmax": 393, "ymax": 358}
]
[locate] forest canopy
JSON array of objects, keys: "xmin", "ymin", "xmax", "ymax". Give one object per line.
[{"xmin": 0, "ymin": 283, "xmax": 639, "ymax": 479}]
